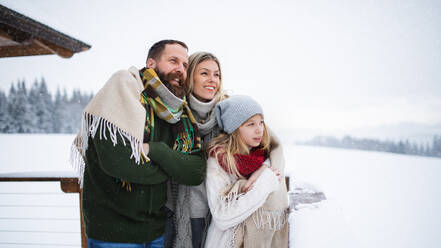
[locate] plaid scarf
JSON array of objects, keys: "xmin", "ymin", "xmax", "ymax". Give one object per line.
[{"xmin": 139, "ymin": 67, "xmax": 202, "ymax": 154}]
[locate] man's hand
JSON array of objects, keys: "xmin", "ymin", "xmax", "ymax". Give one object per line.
[
  {"xmin": 241, "ymin": 164, "xmax": 268, "ymax": 193},
  {"xmin": 142, "ymin": 143, "xmax": 150, "ymax": 156}
]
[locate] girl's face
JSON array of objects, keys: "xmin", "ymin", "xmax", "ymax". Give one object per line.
[
  {"xmin": 239, "ymin": 114, "xmax": 265, "ymax": 149},
  {"xmin": 192, "ymin": 59, "xmax": 220, "ymax": 102}
]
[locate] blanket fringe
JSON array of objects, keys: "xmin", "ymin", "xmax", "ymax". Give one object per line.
[
  {"xmin": 229, "ymin": 225, "xmax": 241, "ymax": 248},
  {"xmin": 69, "ymin": 112, "xmax": 147, "ymax": 187},
  {"xmin": 252, "ymin": 208, "xmax": 288, "ymax": 231},
  {"xmin": 69, "ymin": 139, "xmax": 86, "ymax": 187},
  {"xmin": 220, "ymin": 190, "xmax": 246, "ymax": 209}
]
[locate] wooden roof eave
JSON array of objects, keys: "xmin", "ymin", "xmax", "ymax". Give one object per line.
[{"xmin": 0, "ymin": 4, "xmax": 91, "ymax": 58}]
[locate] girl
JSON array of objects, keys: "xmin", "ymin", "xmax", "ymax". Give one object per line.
[
  {"xmin": 167, "ymin": 52, "xmax": 227, "ymax": 248},
  {"xmin": 205, "ymin": 95, "xmax": 289, "ymax": 247}
]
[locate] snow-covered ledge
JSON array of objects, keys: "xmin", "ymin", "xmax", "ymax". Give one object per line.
[
  {"xmin": 289, "ymin": 182, "xmax": 327, "ymax": 211},
  {"xmin": 0, "ymin": 170, "xmax": 77, "ymax": 178},
  {"xmin": 0, "ymin": 171, "xmax": 79, "ymax": 194}
]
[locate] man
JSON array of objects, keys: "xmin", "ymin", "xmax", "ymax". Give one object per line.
[{"xmin": 70, "ymin": 40, "xmax": 205, "ymax": 247}]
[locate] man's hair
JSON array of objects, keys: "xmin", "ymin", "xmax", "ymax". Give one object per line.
[{"xmin": 147, "ymin": 39, "xmax": 188, "ymax": 61}]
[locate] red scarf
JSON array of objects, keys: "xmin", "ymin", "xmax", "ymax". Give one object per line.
[{"xmin": 217, "ymin": 149, "xmax": 267, "ymax": 178}]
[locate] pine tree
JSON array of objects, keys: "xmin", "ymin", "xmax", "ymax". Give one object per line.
[
  {"xmin": 432, "ymin": 135, "xmax": 441, "ymax": 157},
  {"xmin": 0, "ymin": 89, "xmax": 12, "ymax": 132},
  {"xmin": 423, "ymin": 143, "xmax": 431, "ymax": 156},
  {"xmin": 64, "ymin": 89, "xmax": 86, "ymax": 133},
  {"xmin": 53, "ymin": 88, "xmax": 72, "ymax": 133},
  {"xmin": 7, "ymin": 83, "xmax": 19, "ymax": 133},
  {"xmin": 62, "ymin": 89, "xmax": 74, "ymax": 133},
  {"xmin": 1, "ymin": 79, "xmax": 94, "ymax": 134},
  {"xmin": 11, "ymin": 81, "xmax": 38, "ymax": 133},
  {"xmin": 34, "ymin": 78, "xmax": 54, "ymax": 133},
  {"xmin": 52, "ymin": 88, "xmax": 64, "ymax": 133},
  {"xmin": 29, "ymin": 80, "xmax": 43, "ymax": 132},
  {"xmin": 410, "ymin": 143, "xmax": 419, "ymax": 155}
]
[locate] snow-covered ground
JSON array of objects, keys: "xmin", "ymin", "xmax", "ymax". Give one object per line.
[
  {"xmin": 285, "ymin": 145, "xmax": 441, "ymax": 248},
  {"xmin": 0, "ymin": 134, "xmax": 440, "ymax": 248}
]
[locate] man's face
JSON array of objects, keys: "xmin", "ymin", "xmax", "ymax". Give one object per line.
[{"xmin": 147, "ymin": 44, "xmax": 188, "ymax": 98}]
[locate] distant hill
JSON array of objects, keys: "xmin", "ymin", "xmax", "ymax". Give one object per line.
[{"xmin": 276, "ymin": 122, "xmax": 441, "ymax": 145}]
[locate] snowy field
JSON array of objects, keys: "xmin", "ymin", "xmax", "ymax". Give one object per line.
[
  {"xmin": 285, "ymin": 145, "xmax": 441, "ymax": 248},
  {"xmin": 0, "ymin": 134, "xmax": 440, "ymax": 248}
]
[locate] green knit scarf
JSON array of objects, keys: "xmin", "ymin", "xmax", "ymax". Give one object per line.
[{"xmin": 139, "ymin": 67, "xmax": 202, "ymax": 154}]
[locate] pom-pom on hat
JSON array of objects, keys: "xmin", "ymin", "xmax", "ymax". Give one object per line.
[{"xmin": 215, "ymin": 95, "xmax": 264, "ymax": 134}]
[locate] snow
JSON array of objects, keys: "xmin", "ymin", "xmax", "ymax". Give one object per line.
[
  {"xmin": 285, "ymin": 145, "xmax": 441, "ymax": 248},
  {"xmin": 0, "ymin": 134, "xmax": 76, "ymax": 174},
  {"xmin": 0, "ymin": 134, "xmax": 441, "ymax": 247},
  {"xmin": 290, "ymin": 200, "xmax": 361, "ymax": 247},
  {"xmin": 0, "ymin": 171, "xmax": 76, "ymax": 178}
]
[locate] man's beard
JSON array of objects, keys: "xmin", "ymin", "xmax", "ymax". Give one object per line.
[{"xmin": 157, "ymin": 71, "xmax": 185, "ymax": 99}]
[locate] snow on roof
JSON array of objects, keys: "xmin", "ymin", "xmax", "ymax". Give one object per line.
[{"xmin": 0, "ymin": 4, "xmax": 91, "ymax": 58}]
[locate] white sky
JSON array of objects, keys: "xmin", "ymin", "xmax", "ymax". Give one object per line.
[{"xmin": 1, "ymin": 0, "xmax": 440, "ymax": 134}]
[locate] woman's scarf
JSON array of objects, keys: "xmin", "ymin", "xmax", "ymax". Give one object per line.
[
  {"xmin": 172, "ymin": 94, "xmax": 220, "ymax": 248},
  {"xmin": 188, "ymin": 93, "xmax": 217, "ymax": 136}
]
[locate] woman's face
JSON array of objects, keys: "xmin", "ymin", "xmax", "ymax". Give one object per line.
[{"xmin": 192, "ymin": 59, "xmax": 220, "ymax": 102}]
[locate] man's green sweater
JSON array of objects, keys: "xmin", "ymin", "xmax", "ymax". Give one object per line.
[{"xmin": 82, "ymin": 116, "xmax": 206, "ymax": 243}]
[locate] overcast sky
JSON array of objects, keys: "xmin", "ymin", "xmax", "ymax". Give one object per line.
[{"xmin": 1, "ymin": 0, "xmax": 440, "ymax": 136}]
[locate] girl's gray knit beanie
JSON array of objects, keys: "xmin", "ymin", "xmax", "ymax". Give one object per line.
[{"xmin": 215, "ymin": 95, "xmax": 263, "ymax": 134}]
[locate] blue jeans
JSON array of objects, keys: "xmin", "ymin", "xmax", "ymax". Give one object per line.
[
  {"xmin": 88, "ymin": 235, "xmax": 164, "ymax": 248},
  {"xmin": 163, "ymin": 206, "xmax": 205, "ymax": 248},
  {"xmin": 190, "ymin": 218, "xmax": 206, "ymax": 248},
  {"xmin": 164, "ymin": 208, "xmax": 174, "ymax": 248}
]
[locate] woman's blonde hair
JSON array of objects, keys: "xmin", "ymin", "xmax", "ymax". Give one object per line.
[
  {"xmin": 185, "ymin": 51, "xmax": 225, "ymax": 103},
  {"xmin": 207, "ymin": 115, "xmax": 271, "ymax": 178}
]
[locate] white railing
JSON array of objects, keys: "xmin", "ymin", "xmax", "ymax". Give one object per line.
[
  {"xmin": 0, "ymin": 172, "xmax": 85, "ymax": 248},
  {"xmin": 0, "ymin": 172, "xmax": 295, "ymax": 248}
]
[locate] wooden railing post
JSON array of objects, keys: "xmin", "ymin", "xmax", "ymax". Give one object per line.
[{"xmin": 60, "ymin": 178, "xmax": 87, "ymax": 248}]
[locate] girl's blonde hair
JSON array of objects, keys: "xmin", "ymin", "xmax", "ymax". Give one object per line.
[
  {"xmin": 185, "ymin": 51, "xmax": 225, "ymax": 103},
  {"xmin": 207, "ymin": 115, "xmax": 271, "ymax": 178}
]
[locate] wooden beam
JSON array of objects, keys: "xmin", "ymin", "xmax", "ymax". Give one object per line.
[
  {"xmin": 60, "ymin": 178, "xmax": 80, "ymax": 193},
  {"xmin": 0, "ymin": 43, "xmax": 52, "ymax": 57},
  {"xmin": 0, "ymin": 28, "xmax": 21, "ymax": 46},
  {"xmin": 0, "ymin": 176, "xmax": 72, "ymax": 181},
  {"xmin": 33, "ymin": 39, "xmax": 74, "ymax": 58},
  {"xmin": 0, "ymin": 38, "xmax": 74, "ymax": 58}
]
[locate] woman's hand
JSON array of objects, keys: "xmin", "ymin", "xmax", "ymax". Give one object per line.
[
  {"xmin": 270, "ymin": 167, "xmax": 282, "ymax": 181},
  {"xmin": 241, "ymin": 164, "xmax": 268, "ymax": 193}
]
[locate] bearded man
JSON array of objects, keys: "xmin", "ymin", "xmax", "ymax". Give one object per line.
[{"xmin": 70, "ymin": 40, "xmax": 205, "ymax": 247}]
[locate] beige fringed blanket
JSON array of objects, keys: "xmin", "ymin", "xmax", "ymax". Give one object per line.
[
  {"xmin": 70, "ymin": 67, "xmax": 147, "ymax": 186},
  {"xmin": 225, "ymin": 131, "xmax": 289, "ymax": 248}
]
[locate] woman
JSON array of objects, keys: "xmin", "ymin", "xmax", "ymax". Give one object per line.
[
  {"xmin": 168, "ymin": 52, "xmax": 226, "ymax": 248},
  {"xmin": 205, "ymin": 95, "xmax": 289, "ymax": 247}
]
